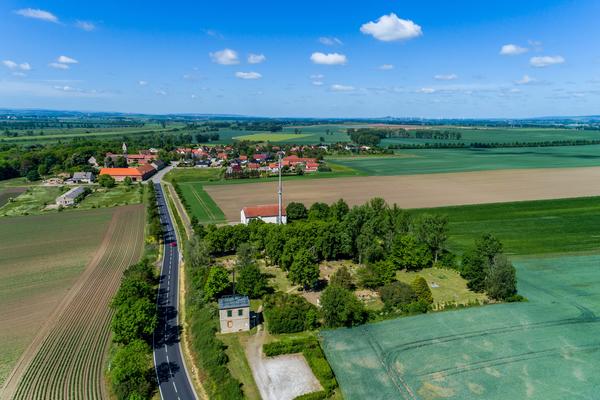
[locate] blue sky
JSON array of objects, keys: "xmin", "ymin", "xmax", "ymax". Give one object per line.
[{"xmin": 1, "ymin": 0, "xmax": 599, "ymax": 118}]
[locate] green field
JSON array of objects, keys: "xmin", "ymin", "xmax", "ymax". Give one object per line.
[
  {"xmin": 233, "ymin": 133, "xmax": 314, "ymax": 142},
  {"xmin": 78, "ymin": 185, "xmax": 142, "ymax": 209},
  {"xmin": 415, "ymin": 196, "xmax": 600, "ymax": 256},
  {"xmin": 381, "ymin": 127, "xmax": 600, "ymax": 146},
  {"xmin": 178, "ymin": 182, "xmax": 226, "ymax": 224},
  {"xmin": 0, "ymin": 186, "xmax": 67, "ymax": 216},
  {"xmin": 322, "ymin": 253, "xmax": 600, "ymax": 400},
  {"xmin": 328, "ymin": 145, "xmax": 600, "ymax": 176},
  {"xmin": 0, "ymin": 208, "xmax": 115, "ymax": 386}
]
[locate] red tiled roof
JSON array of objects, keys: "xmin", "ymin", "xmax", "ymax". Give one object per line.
[
  {"xmin": 242, "ymin": 204, "xmax": 286, "ymax": 218},
  {"xmin": 136, "ymin": 164, "xmax": 156, "ymax": 175},
  {"xmin": 100, "ymin": 168, "xmax": 142, "ymax": 176}
]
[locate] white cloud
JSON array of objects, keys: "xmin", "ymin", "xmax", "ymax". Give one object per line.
[
  {"xmin": 500, "ymin": 44, "xmax": 528, "ymax": 55},
  {"xmin": 434, "ymin": 73, "xmax": 458, "ymax": 81},
  {"xmin": 49, "ymin": 62, "xmax": 69, "ymax": 70},
  {"xmin": 2, "ymin": 60, "xmax": 31, "ymax": 71},
  {"xmin": 360, "ymin": 13, "xmax": 422, "ymax": 42},
  {"xmin": 12, "ymin": 71, "xmax": 27, "ymax": 77},
  {"xmin": 204, "ymin": 29, "xmax": 224, "ymax": 39},
  {"xmin": 235, "ymin": 71, "xmax": 262, "ymax": 80},
  {"xmin": 516, "ymin": 75, "xmax": 535, "ymax": 84},
  {"xmin": 318, "ymin": 37, "xmax": 343, "ymax": 46},
  {"xmin": 312, "ymin": 81, "xmax": 324, "ymax": 86},
  {"xmin": 15, "ymin": 8, "xmax": 58, "ymax": 23},
  {"xmin": 379, "ymin": 64, "xmax": 394, "ymax": 70},
  {"xmin": 57, "ymin": 55, "xmax": 78, "ymax": 64},
  {"xmin": 528, "ymin": 39, "xmax": 543, "ymax": 51},
  {"xmin": 310, "ymin": 74, "xmax": 324, "ymax": 79},
  {"xmin": 509, "ymin": 88, "xmax": 522, "ymax": 93},
  {"xmin": 417, "ymin": 87, "xmax": 436, "ymax": 94},
  {"xmin": 530, "ymin": 55, "xmax": 565, "ymax": 67},
  {"xmin": 156, "ymin": 90, "xmax": 167, "ymax": 96},
  {"xmin": 210, "ymin": 48, "xmax": 239, "ymax": 65},
  {"xmin": 247, "ymin": 53, "xmax": 266, "ymax": 64},
  {"xmin": 138, "ymin": 80, "xmax": 148, "ymax": 86},
  {"xmin": 75, "ymin": 20, "xmax": 96, "ymax": 31},
  {"xmin": 330, "ymin": 84, "xmax": 354, "ymax": 92},
  {"xmin": 310, "ymin": 52, "xmax": 347, "ymax": 65}
]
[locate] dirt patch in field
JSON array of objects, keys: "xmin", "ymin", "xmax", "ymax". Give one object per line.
[
  {"xmin": 206, "ymin": 167, "xmax": 600, "ymax": 222},
  {"xmin": 245, "ymin": 330, "xmax": 322, "ymax": 400}
]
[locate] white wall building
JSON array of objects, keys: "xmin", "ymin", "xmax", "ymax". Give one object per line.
[
  {"xmin": 240, "ymin": 204, "xmax": 287, "ymax": 225},
  {"xmin": 56, "ymin": 186, "xmax": 87, "ymax": 207},
  {"xmin": 218, "ymin": 295, "xmax": 250, "ymax": 333}
]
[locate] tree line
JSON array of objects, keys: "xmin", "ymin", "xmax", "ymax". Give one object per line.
[{"xmin": 387, "ymin": 139, "xmax": 600, "ymax": 150}]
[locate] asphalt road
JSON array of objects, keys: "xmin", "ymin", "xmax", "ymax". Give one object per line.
[{"xmin": 153, "ymin": 183, "xmax": 197, "ymax": 400}]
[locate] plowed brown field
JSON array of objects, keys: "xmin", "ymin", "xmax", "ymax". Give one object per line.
[{"xmin": 205, "ymin": 167, "xmax": 600, "ymax": 222}]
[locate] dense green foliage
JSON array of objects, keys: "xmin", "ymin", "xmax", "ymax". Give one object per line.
[
  {"xmin": 320, "ymin": 285, "xmax": 367, "ymax": 328},
  {"xmin": 459, "ymin": 234, "xmax": 518, "ymax": 300},
  {"xmin": 263, "ymin": 292, "xmax": 318, "ymax": 333},
  {"xmin": 329, "ymin": 266, "xmax": 354, "ymax": 290},
  {"xmin": 109, "ymin": 258, "xmax": 157, "ymax": 399},
  {"xmin": 411, "ymin": 276, "xmax": 433, "ymax": 305},
  {"xmin": 234, "ymin": 243, "xmax": 268, "ymax": 298},
  {"xmin": 146, "ymin": 185, "xmax": 163, "ymax": 242},
  {"xmin": 379, "ymin": 281, "xmax": 416, "ymax": 311}
]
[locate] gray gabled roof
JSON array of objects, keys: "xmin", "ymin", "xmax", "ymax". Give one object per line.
[{"xmin": 218, "ymin": 295, "xmax": 250, "ymax": 310}]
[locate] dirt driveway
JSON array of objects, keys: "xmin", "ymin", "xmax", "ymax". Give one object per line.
[
  {"xmin": 205, "ymin": 166, "xmax": 600, "ymax": 222},
  {"xmin": 245, "ymin": 330, "xmax": 322, "ymax": 400}
]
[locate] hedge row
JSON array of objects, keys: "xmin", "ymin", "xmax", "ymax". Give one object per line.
[{"xmin": 263, "ymin": 336, "xmax": 338, "ymax": 397}]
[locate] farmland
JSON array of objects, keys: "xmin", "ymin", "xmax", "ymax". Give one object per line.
[
  {"xmin": 204, "ymin": 166, "xmax": 600, "ymax": 222},
  {"xmin": 322, "ymin": 253, "xmax": 600, "ymax": 400},
  {"xmin": 328, "ymin": 145, "xmax": 600, "ymax": 176},
  {"xmin": 1, "ymin": 205, "xmax": 145, "ymax": 400},
  {"xmin": 0, "ymin": 208, "xmax": 115, "ymax": 387}
]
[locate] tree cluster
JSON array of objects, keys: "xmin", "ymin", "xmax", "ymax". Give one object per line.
[{"xmin": 109, "ymin": 260, "xmax": 158, "ymax": 400}]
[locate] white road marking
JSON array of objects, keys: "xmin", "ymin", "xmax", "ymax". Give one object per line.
[{"xmin": 173, "ymin": 382, "xmax": 178, "ymax": 393}]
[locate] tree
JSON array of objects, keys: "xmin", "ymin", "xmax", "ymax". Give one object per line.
[
  {"xmin": 263, "ymin": 293, "xmax": 319, "ymax": 333},
  {"xmin": 389, "ymin": 234, "xmax": 432, "ymax": 271},
  {"xmin": 320, "ymin": 285, "xmax": 366, "ymax": 327},
  {"xmin": 26, "ymin": 169, "xmax": 40, "ymax": 181},
  {"xmin": 123, "ymin": 176, "xmax": 133, "ymax": 186},
  {"xmin": 203, "ymin": 265, "xmax": 230, "ymax": 300},
  {"xmin": 379, "ymin": 281, "xmax": 416, "ymax": 310},
  {"xmin": 235, "ymin": 243, "xmax": 267, "ymax": 298},
  {"xmin": 286, "ymin": 202, "xmax": 308, "ymax": 221},
  {"xmin": 329, "ymin": 199, "xmax": 349, "ymax": 222},
  {"xmin": 329, "ymin": 266, "xmax": 354, "ymax": 290},
  {"xmin": 461, "ymin": 234, "xmax": 504, "ymax": 292},
  {"xmin": 308, "ymin": 202, "xmax": 330, "ymax": 220},
  {"xmin": 485, "ymin": 255, "xmax": 517, "ymax": 301},
  {"xmin": 357, "ymin": 261, "xmax": 394, "ymax": 289},
  {"xmin": 115, "ymin": 156, "xmax": 128, "ymax": 168},
  {"xmin": 288, "ymin": 248, "xmax": 319, "ymax": 289},
  {"xmin": 111, "ymin": 297, "xmax": 157, "ymax": 344},
  {"xmin": 110, "ymin": 340, "xmax": 153, "ymax": 400},
  {"xmin": 411, "ymin": 276, "xmax": 433, "ymax": 305},
  {"xmin": 98, "ymin": 174, "xmax": 116, "ymax": 188},
  {"xmin": 416, "ymin": 214, "xmax": 449, "ymax": 263}
]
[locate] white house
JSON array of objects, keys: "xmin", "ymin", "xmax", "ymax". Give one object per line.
[
  {"xmin": 240, "ymin": 204, "xmax": 287, "ymax": 225},
  {"xmin": 56, "ymin": 186, "xmax": 87, "ymax": 207},
  {"xmin": 218, "ymin": 295, "xmax": 250, "ymax": 333},
  {"xmin": 68, "ymin": 171, "xmax": 94, "ymax": 184}
]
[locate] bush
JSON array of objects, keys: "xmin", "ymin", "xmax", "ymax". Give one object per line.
[
  {"xmin": 263, "ymin": 293, "xmax": 319, "ymax": 333},
  {"xmin": 110, "ymin": 340, "xmax": 154, "ymax": 400},
  {"xmin": 294, "ymin": 391, "xmax": 328, "ymax": 400},
  {"xmin": 379, "ymin": 281, "xmax": 416, "ymax": 310},
  {"xmin": 411, "ymin": 276, "xmax": 433, "ymax": 305},
  {"xmin": 320, "ymin": 285, "xmax": 366, "ymax": 328}
]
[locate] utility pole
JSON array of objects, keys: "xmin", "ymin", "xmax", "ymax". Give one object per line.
[{"xmin": 277, "ymin": 151, "xmax": 283, "ymax": 225}]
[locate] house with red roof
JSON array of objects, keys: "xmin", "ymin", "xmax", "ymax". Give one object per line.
[
  {"xmin": 99, "ymin": 164, "xmax": 156, "ymax": 182},
  {"xmin": 240, "ymin": 204, "xmax": 287, "ymax": 224}
]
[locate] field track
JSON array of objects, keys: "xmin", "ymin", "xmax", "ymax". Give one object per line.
[
  {"xmin": 205, "ymin": 166, "xmax": 600, "ymax": 221},
  {"xmin": 1, "ymin": 205, "xmax": 145, "ymax": 400}
]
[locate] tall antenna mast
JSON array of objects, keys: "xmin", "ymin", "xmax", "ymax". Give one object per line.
[{"xmin": 278, "ymin": 152, "xmax": 283, "ymax": 225}]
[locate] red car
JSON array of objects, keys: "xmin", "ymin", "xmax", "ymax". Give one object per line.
[{"xmin": 169, "ymin": 242, "xmax": 177, "ymax": 247}]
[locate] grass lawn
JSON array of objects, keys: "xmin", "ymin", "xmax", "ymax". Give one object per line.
[
  {"xmin": 217, "ymin": 332, "xmax": 261, "ymax": 400},
  {"xmin": 177, "ymin": 182, "xmax": 226, "ymax": 224},
  {"xmin": 396, "ymin": 268, "xmax": 487, "ymax": 308},
  {"xmin": 0, "ymin": 186, "xmax": 67, "ymax": 216},
  {"xmin": 78, "ymin": 185, "xmax": 142, "ymax": 209},
  {"xmin": 413, "ymin": 196, "xmax": 600, "ymax": 256}
]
